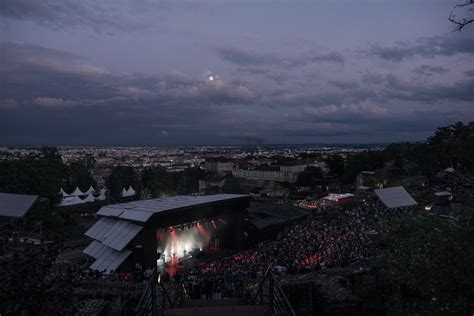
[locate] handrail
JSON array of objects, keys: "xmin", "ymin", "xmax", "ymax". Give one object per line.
[
  {"xmin": 251, "ymin": 266, "xmax": 296, "ymax": 316},
  {"xmin": 158, "ymin": 277, "xmax": 174, "ymax": 308},
  {"xmin": 252, "ymin": 265, "xmax": 272, "ymax": 304},
  {"xmin": 135, "ymin": 269, "xmax": 157, "ymax": 316}
]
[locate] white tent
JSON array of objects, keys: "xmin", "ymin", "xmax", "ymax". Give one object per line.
[
  {"xmin": 100, "ymin": 187, "xmax": 108, "ymax": 195},
  {"xmin": 122, "ymin": 186, "xmax": 136, "ymax": 197},
  {"xmin": 59, "ymin": 188, "xmax": 69, "ymax": 197},
  {"xmin": 122, "ymin": 186, "xmax": 137, "ymax": 197},
  {"xmin": 59, "ymin": 196, "xmax": 83, "ymax": 207},
  {"xmin": 95, "ymin": 192, "xmax": 107, "ymax": 201},
  {"xmin": 82, "ymin": 194, "xmax": 96, "ymax": 203},
  {"xmin": 70, "ymin": 187, "xmax": 85, "ymax": 196},
  {"xmin": 84, "ymin": 185, "xmax": 95, "ymax": 195},
  {"xmin": 127, "ymin": 186, "xmax": 136, "ymax": 196}
]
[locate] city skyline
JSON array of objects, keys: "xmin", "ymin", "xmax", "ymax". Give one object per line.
[{"xmin": 1, "ymin": 0, "xmax": 473, "ymax": 145}]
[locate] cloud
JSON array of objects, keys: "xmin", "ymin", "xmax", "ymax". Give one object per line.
[
  {"xmin": 215, "ymin": 46, "xmax": 344, "ymax": 68},
  {"xmin": 1, "ymin": 42, "xmax": 108, "ymax": 76},
  {"xmin": 328, "ymin": 79, "xmax": 359, "ymax": 90},
  {"xmin": 465, "ymin": 69, "xmax": 474, "ymax": 77},
  {"xmin": 412, "ymin": 65, "xmax": 449, "ymax": 76},
  {"xmin": 0, "ymin": 99, "xmax": 18, "ymax": 110},
  {"xmin": 368, "ymin": 33, "xmax": 474, "ymax": 61},
  {"xmin": 33, "ymin": 97, "xmax": 81, "ymax": 108},
  {"xmin": 1, "ymin": 42, "xmax": 473, "ymax": 145},
  {"xmin": 303, "ymin": 102, "xmax": 387, "ymax": 119},
  {"xmin": 1, "ymin": 0, "xmax": 146, "ymax": 33}
]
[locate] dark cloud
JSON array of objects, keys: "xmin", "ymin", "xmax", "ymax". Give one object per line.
[
  {"xmin": 1, "ymin": 0, "xmax": 146, "ymax": 33},
  {"xmin": 361, "ymin": 73, "xmax": 385, "ymax": 85},
  {"xmin": 379, "ymin": 74, "xmax": 474, "ymax": 103},
  {"xmin": 215, "ymin": 46, "xmax": 344, "ymax": 68},
  {"xmin": 413, "ymin": 65, "xmax": 449, "ymax": 76},
  {"xmin": 1, "ymin": 42, "xmax": 473, "ymax": 145},
  {"xmin": 328, "ymin": 79, "xmax": 359, "ymax": 90},
  {"xmin": 368, "ymin": 33, "xmax": 474, "ymax": 61},
  {"xmin": 465, "ymin": 69, "xmax": 474, "ymax": 77}
]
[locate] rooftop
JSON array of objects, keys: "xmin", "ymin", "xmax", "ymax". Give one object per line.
[
  {"xmin": 97, "ymin": 194, "xmax": 249, "ymax": 223},
  {"xmin": 0, "ymin": 192, "xmax": 38, "ymax": 218}
]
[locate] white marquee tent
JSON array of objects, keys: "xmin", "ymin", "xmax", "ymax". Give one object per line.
[{"xmin": 122, "ymin": 186, "xmax": 136, "ymax": 197}]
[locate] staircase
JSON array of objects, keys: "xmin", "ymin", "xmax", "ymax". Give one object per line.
[
  {"xmin": 163, "ymin": 298, "xmax": 269, "ymax": 316},
  {"xmin": 135, "ymin": 267, "xmax": 295, "ymax": 316}
]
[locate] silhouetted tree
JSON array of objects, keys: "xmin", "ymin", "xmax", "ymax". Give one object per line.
[
  {"xmin": 107, "ymin": 166, "xmax": 140, "ymax": 201},
  {"xmin": 449, "ymin": 0, "xmax": 474, "ymax": 30},
  {"xmin": 325, "ymin": 155, "xmax": 345, "ymax": 178},
  {"xmin": 296, "ymin": 166, "xmax": 324, "ymax": 187},
  {"xmin": 0, "ymin": 146, "xmax": 65, "ymax": 205},
  {"xmin": 381, "ymin": 213, "xmax": 474, "ymax": 314},
  {"xmin": 141, "ymin": 165, "xmax": 176, "ymax": 198},
  {"xmin": 222, "ymin": 177, "xmax": 243, "ymax": 194},
  {"xmin": 426, "ymin": 121, "xmax": 474, "ymax": 171}
]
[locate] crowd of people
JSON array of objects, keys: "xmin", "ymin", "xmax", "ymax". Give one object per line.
[{"xmin": 162, "ymin": 193, "xmax": 421, "ymax": 300}]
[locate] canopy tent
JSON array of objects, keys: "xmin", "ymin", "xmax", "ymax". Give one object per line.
[
  {"xmin": 59, "ymin": 188, "xmax": 69, "ymax": 197},
  {"xmin": 59, "ymin": 195, "xmax": 83, "ymax": 207},
  {"xmin": 70, "ymin": 187, "xmax": 85, "ymax": 196},
  {"xmin": 122, "ymin": 186, "xmax": 136, "ymax": 197},
  {"xmin": 84, "ymin": 185, "xmax": 96, "ymax": 195},
  {"xmin": 82, "ymin": 194, "xmax": 96, "ymax": 203},
  {"xmin": 95, "ymin": 192, "xmax": 107, "ymax": 201},
  {"xmin": 0, "ymin": 192, "xmax": 38, "ymax": 218},
  {"xmin": 374, "ymin": 186, "xmax": 417, "ymax": 209}
]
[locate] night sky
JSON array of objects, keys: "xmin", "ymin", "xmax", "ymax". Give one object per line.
[{"xmin": 1, "ymin": 0, "xmax": 473, "ymax": 146}]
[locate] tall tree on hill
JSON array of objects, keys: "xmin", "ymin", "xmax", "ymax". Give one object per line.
[
  {"xmin": 141, "ymin": 165, "xmax": 176, "ymax": 198},
  {"xmin": 0, "ymin": 146, "xmax": 65, "ymax": 205},
  {"xmin": 66, "ymin": 159, "xmax": 96, "ymax": 192},
  {"xmin": 176, "ymin": 167, "xmax": 206, "ymax": 194},
  {"xmin": 426, "ymin": 121, "xmax": 474, "ymax": 172},
  {"xmin": 296, "ymin": 166, "xmax": 324, "ymax": 187},
  {"xmin": 325, "ymin": 155, "xmax": 345, "ymax": 179},
  {"xmin": 107, "ymin": 166, "xmax": 140, "ymax": 201}
]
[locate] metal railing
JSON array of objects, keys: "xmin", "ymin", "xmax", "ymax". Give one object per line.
[
  {"xmin": 252, "ymin": 266, "xmax": 296, "ymax": 316},
  {"xmin": 135, "ymin": 270, "xmax": 175, "ymax": 316}
]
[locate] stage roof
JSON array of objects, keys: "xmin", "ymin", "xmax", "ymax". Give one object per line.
[
  {"xmin": 374, "ymin": 186, "xmax": 418, "ymax": 209},
  {"xmin": 97, "ymin": 194, "xmax": 249, "ymax": 223},
  {"xmin": 0, "ymin": 192, "xmax": 38, "ymax": 218}
]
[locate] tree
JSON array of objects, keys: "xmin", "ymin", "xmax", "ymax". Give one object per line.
[
  {"xmin": 141, "ymin": 165, "xmax": 176, "ymax": 198},
  {"xmin": 0, "ymin": 146, "xmax": 65, "ymax": 205},
  {"xmin": 380, "ymin": 213, "xmax": 474, "ymax": 315},
  {"xmin": 107, "ymin": 166, "xmax": 140, "ymax": 201},
  {"xmin": 449, "ymin": 0, "xmax": 474, "ymax": 30},
  {"xmin": 426, "ymin": 121, "xmax": 474, "ymax": 172},
  {"xmin": 295, "ymin": 166, "xmax": 324, "ymax": 187},
  {"xmin": 176, "ymin": 167, "xmax": 206, "ymax": 194},
  {"xmin": 222, "ymin": 177, "xmax": 243, "ymax": 194},
  {"xmin": 325, "ymin": 155, "xmax": 345, "ymax": 178},
  {"xmin": 342, "ymin": 151, "xmax": 385, "ymax": 184},
  {"xmin": 66, "ymin": 159, "xmax": 96, "ymax": 192}
]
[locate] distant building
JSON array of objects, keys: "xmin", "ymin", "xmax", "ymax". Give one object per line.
[
  {"xmin": 232, "ymin": 162, "xmax": 307, "ymax": 183},
  {"xmin": 205, "ymin": 157, "xmax": 234, "ymax": 174},
  {"xmin": 199, "ymin": 175, "xmax": 227, "ymax": 193}
]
